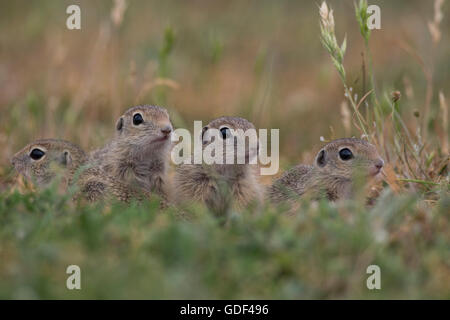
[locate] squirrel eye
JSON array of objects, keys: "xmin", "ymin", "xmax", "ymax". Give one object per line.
[
  {"xmin": 339, "ymin": 148, "xmax": 353, "ymax": 161},
  {"xmin": 220, "ymin": 127, "xmax": 231, "ymax": 139},
  {"xmin": 30, "ymin": 148, "xmax": 45, "ymax": 160},
  {"xmin": 133, "ymin": 113, "xmax": 144, "ymax": 125}
]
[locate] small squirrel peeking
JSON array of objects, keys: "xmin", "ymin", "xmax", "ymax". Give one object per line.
[
  {"xmin": 174, "ymin": 116, "xmax": 264, "ymax": 217},
  {"xmin": 11, "ymin": 139, "xmax": 87, "ymax": 189},
  {"xmin": 269, "ymin": 138, "xmax": 384, "ymax": 203},
  {"xmin": 84, "ymin": 105, "xmax": 173, "ymax": 203}
]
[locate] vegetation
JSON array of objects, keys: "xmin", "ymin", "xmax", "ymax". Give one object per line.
[{"xmin": 0, "ymin": 0, "xmax": 448, "ymax": 299}]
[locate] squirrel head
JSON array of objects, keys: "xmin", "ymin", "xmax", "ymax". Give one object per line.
[
  {"xmin": 115, "ymin": 105, "xmax": 173, "ymax": 153},
  {"xmin": 201, "ymin": 116, "xmax": 259, "ymax": 166},
  {"xmin": 314, "ymin": 138, "xmax": 384, "ymax": 179},
  {"xmin": 11, "ymin": 139, "xmax": 87, "ymax": 186}
]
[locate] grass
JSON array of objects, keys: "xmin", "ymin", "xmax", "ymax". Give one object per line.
[
  {"xmin": 0, "ymin": 1, "xmax": 449, "ymax": 299},
  {"xmin": 0, "ymin": 186, "xmax": 448, "ymax": 299}
]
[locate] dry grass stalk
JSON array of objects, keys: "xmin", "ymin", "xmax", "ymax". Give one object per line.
[
  {"xmin": 428, "ymin": 0, "xmax": 444, "ymax": 45},
  {"xmin": 111, "ymin": 0, "xmax": 128, "ymax": 27},
  {"xmin": 439, "ymin": 91, "xmax": 448, "ymax": 155}
]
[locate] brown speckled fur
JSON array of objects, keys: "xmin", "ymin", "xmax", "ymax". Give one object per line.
[
  {"xmin": 82, "ymin": 105, "xmax": 173, "ymax": 203},
  {"xmin": 269, "ymin": 138, "xmax": 384, "ymax": 203},
  {"xmin": 11, "ymin": 139, "xmax": 87, "ymax": 188},
  {"xmin": 174, "ymin": 116, "xmax": 263, "ymax": 216}
]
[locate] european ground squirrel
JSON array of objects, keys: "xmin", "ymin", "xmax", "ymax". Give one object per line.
[
  {"xmin": 83, "ymin": 105, "xmax": 173, "ymax": 202},
  {"xmin": 174, "ymin": 116, "xmax": 264, "ymax": 216},
  {"xmin": 11, "ymin": 139, "xmax": 87, "ymax": 188},
  {"xmin": 269, "ymin": 138, "xmax": 384, "ymax": 203}
]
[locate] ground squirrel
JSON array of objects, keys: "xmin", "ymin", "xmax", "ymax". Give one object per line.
[
  {"xmin": 269, "ymin": 138, "xmax": 384, "ymax": 203},
  {"xmin": 11, "ymin": 139, "xmax": 87, "ymax": 188},
  {"xmin": 83, "ymin": 105, "xmax": 173, "ymax": 202},
  {"xmin": 174, "ymin": 116, "xmax": 264, "ymax": 216}
]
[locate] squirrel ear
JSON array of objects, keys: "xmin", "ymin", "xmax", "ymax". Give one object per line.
[
  {"xmin": 116, "ymin": 117, "xmax": 124, "ymax": 131},
  {"xmin": 316, "ymin": 149, "xmax": 326, "ymax": 167},
  {"xmin": 59, "ymin": 150, "xmax": 72, "ymax": 167}
]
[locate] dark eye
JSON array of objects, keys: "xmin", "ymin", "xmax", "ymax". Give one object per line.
[
  {"xmin": 339, "ymin": 148, "xmax": 353, "ymax": 161},
  {"xmin": 133, "ymin": 113, "xmax": 144, "ymax": 125},
  {"xmin": 220, "ymin": 127, "xmax": 231, "ymax": 139},
  {"xmin": 30, "ymin": 148, "xmax": 45, "ymax": 160}
]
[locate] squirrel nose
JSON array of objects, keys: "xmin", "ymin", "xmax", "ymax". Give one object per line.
[
  {"xmin": 375, "ymin": 159, "xmax": 384, "ymax": 169},
  {"xmin": 10, "ymin": 157, "xmax": 16, "ymax": 167},
  {"xmin": 161, "ymin": 125, "xmax": 172, "ymax": 135}
]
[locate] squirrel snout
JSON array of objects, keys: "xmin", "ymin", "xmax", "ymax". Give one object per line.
[
  {"xmin": 368, "ymin": 158, "xmax": 384, "ymax": 176},
  {"xmin": 375, "ymin": 158, "xmax": 384, "ymax": 169},
  {"xmin": 161, "ymin": 125, "xmax": 172, "ymax": 135}
]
